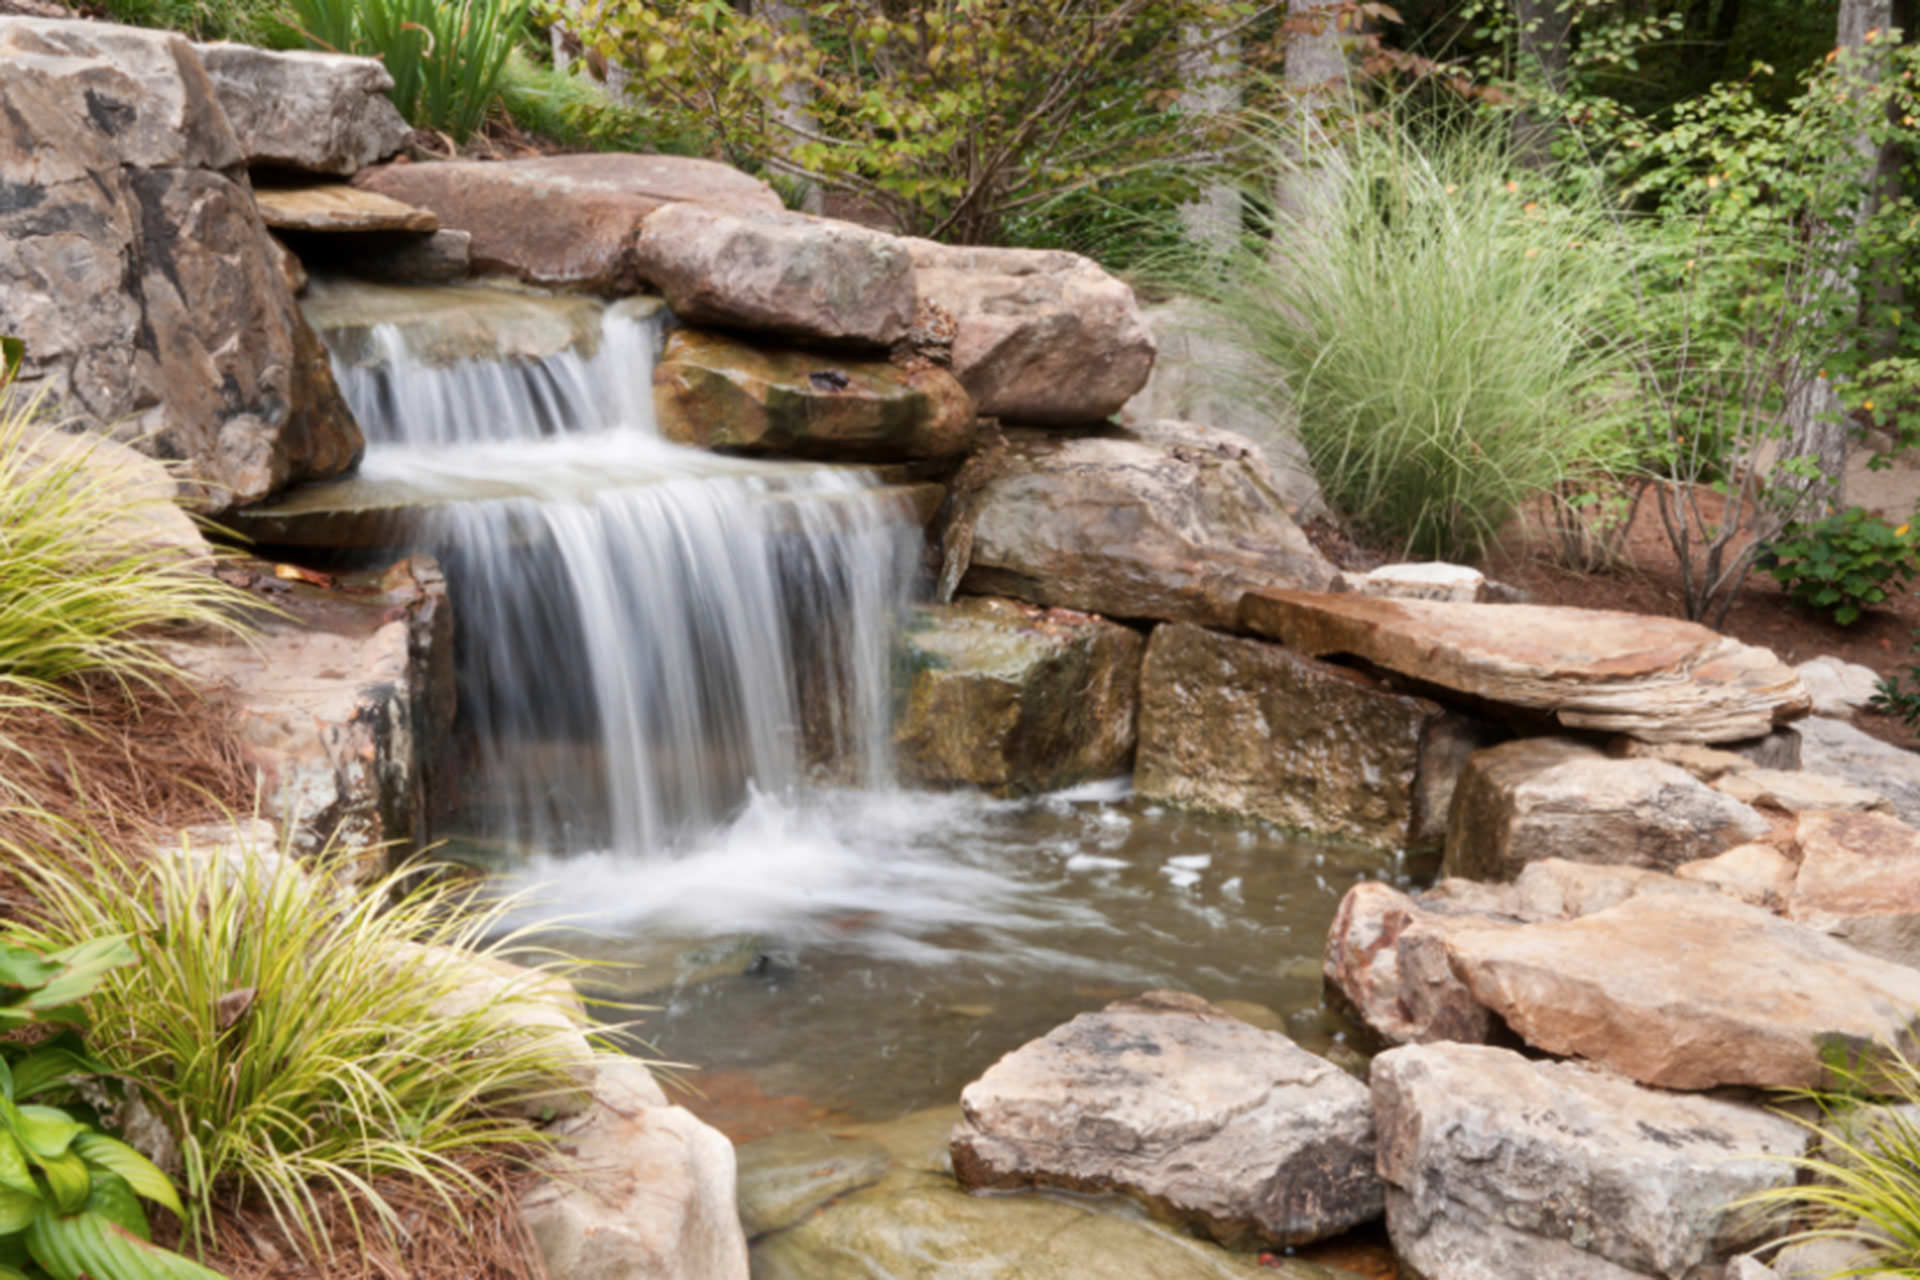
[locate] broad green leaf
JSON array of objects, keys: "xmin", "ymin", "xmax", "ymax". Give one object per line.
[
  {"xmin": 80, "ymin": 1170, "xmax": 148, "ymax": 1241},
  {"xmin": 0, "ymin": 1186, "xmax": 40, "ymax": 1235},
  {"xmin": 13, "ymin": 1109, "xmax": 82, "ymax": 1161},
  {"xmin": 31, "ymin": 1150, "xmax": 89, "ymax": 1216},
  {"xmin": 26, "ymin": 937, "xmax": 136, "ymax": 1014},
  {"xmin": 0, "ymin": 947, "xmax": 58, "ymax": 996},
  {"xmin": 0, "ymin": 1134, "xmax": 35, "ymax": 1197},
  {"xmin": 73, "ymin": 1136, "xmax": 180, "ymax": 1219},
  {"xmin": 26, "ymin": 1208, "xmax": 227, "ymax": 1280},
  {"xmin": 10, "ymin": 1044, "xmax": 99, "ymax": 1103}
]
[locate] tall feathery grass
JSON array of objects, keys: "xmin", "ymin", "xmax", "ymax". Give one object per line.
[
  {"xmin": 1, "ymin": 830, "xmax": 599, "ymax": 1259},
  {"xmin": 1176, "ymin": 106, "xmax": 1645, "ymax": 562}
]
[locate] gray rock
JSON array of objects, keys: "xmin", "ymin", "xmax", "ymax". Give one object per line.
[
  {"xmin": 0, "ymin": 17, "xmax": 363, "ymax": 510},
  {"xmin": 520, "ymin": 1057, "xmax": 748, "ymax": 1280},
  {"xmin": 734, "ymin": 1131, "xmax": 891, "ymax": 1240},
  {"xmin": 331, "ymin": 228, "xmax": 472, "ymax": 285},
  {"xmin": 1797, "ymin": 656, "xmax": 1884, "ymax": 718},
  {"xmin": 909, "ymin": 238, "xmax": 1156, "ymax": 424},
  {"xmin": 1373, "ymin": 1043, "xmax": 1807, "ymax": 1280},
  {"xmin": 637, "ymin": 205, "xmax": 915, "ymax": 348},
  {"xmin": 1136, "ymin": 624, "xmax": 1464, "ymax": 850},
  {"xmin": 956, "ymin": 420, "xmax": 1337, "ymax": 627},
  {"xmin": 893, "ymin": 597, "xmax": 1143, "ymax": 795},
  {"xmin": 1713, "ymin": 767, "xmax": 1891, "ymax": 814},
  {"xmin": 192, "ymin": 42, "xmax": 409, "ymax": 175},
  {"xmin": 950, "ymin": 990, "xmax": 1382, "ymax": 1250},
  {"xmin": 1443, "ymin": 738, "xmax": 1772, "ymax": 882},
  {"xmin": 1798, "ymin": 716, "xmax": 1920, "ymax": 825}
]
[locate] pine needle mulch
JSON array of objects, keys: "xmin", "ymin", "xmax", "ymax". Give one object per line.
[{"xmin": 156, "ymin": 1154, "xmax": 549, "ymax": 1280}]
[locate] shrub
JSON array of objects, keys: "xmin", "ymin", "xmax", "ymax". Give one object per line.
[
  {"xmin": 1756, "ymin": 507, "xmax": 1920, "ymax": 627},
  {"xmin": 286, "ymin": 0, "xmax": 527, "ymax": 141},
  {"xmin": 0, "ymin": 930, "xmax": 221, "ymax": 1279},
  {"xmin": 1177, "ymin": 106, "xmax": 1642, "ymax": 561},
  {"xmin": 1, "ymin": 833, "xmax": 596, "ymax": 1257}
]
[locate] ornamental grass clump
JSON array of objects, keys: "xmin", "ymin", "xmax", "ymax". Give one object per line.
[
  {"xmin": 1, "ymin": 831, "xmax": 598, "ymax": 1260},
  {"xmin": 1181, "ymin": 108, "xmax": 1643, "ymax": 562}
]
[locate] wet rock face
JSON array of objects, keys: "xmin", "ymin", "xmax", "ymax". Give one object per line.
[
  {"xmin": 654, "ymin": 328, "xmax": 977, "ymax": 462},
  {"xmin": 893, "ymin": 597, "xmax": 1144, "ymax": 795},
  {"xmin": 354, "ymin": 154, "xmax": 786, "ymax": 293},
  {"xmin": 907, "ymin": 239, "xmax": 1156, "ymax": 424},
  {"xmin": 1372, "ymin": 1043, "xmax": 1807, "ymax": 1280},
  {"xmin": 957, "ymin": 420, "xmax": 1337, "ymax": 627},
  {"xmin": 1239, "ymin": 591, "xmax": 1811, "ymax": 744},
  {"xmin": 1443, "ymin": 738, "xmax": 1772, "ymax": 882},
  {"xmin": 0, "ymin": 17, "xmax": 363, "ymax": 511},
  {"xmin": 1137, "ymin": 624, "xmax": 1473, "ymax": 850},
  {"xmin": 949, "ymin": 991, "xmax": 1383, "ymax": 1251},
  {"xmin": 637, "ymin": 205, "xmax": 917, "ymax": 349}
]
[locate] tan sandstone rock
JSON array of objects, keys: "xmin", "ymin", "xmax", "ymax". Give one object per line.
[
  {"xmin": 1322, "ymin": 881, "xmax": 1497, "ymax": 1047},
  {"xmin": 1239, "ymin": 591, "xmax": 1810, "ymax": 744},
  {"xmin": 353, "ymin": 154, "xmax": 784, "ymax": 293},
  {"xmin": 907, "ymin": 239, "xmax": 1156, "ymax": 423},
  {"xmin": 1137, "ymin": 624, "xmax": 1467, "ymax": 850},
  {"xmin": 1676, "ymin": 843, "xmax": 1800, "ymax": 910},
  {"xmin": 1443, "ymin": 738, "xmax": 1772, "ymax": 882},
  {"xmin": 1788, "ymin": 809, "xmax": 1920, "ymax": 967},
  {"xmin": 192, "ymin": 42, "xmax": 409, "ymax": 175},
  {"xmin": 254, "ymin": 183, "xmax": 437, "ymax": 233},
  {"xmin": 1714, "ymin": 768, "xmax": 1891, "ymax": 814},
  {"xmin": 955, "ymin": 421, "xmax": 1336, "ymax": 627},
  {"xmin": 636, "ymin": 205, "xmax": 916, "ymax": 348},
  {"xmin": 950, "ymin": 991, "xmax": 1382, "ymax": 1250},
  {"xmin": 654, "ymin": 328, "xmax": 975, "ymax": 462}
]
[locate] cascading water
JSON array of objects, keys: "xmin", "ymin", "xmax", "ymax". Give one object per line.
[{"xmin": 323, "ymin": 297, "xmax": 921, "ymax": 857}]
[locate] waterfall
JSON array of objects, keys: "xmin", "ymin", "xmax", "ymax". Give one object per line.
[{"xmin": 317, "ymin": 291, "xmax": 922, "ymax": 857}]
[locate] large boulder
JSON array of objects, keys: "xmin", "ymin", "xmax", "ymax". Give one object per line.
[
  {"xmin": 1788, "ymin": 809, "xmax": 1920, "ymax": 967},
  {"xmin": 0, "ymin": 18, "xmax": 363, "ymax": 510},
  {"xmin": 1321, "ymin": 881, "xmax": 1498, "ymax": 1048},
  {"xmin": 1797, "ymin": 716, "xmax": 1920, "ymax": 826},
  {"xmin": 520, "ymin": 1057, "xmax": 749, "ymax": 1280},
  {"xmin": 636, "ymin": 205, "xmax": 915, "ymax": 348},
  {"xmin": 1796, "ymin": 656, "xmax": 1883, "ymax": 718},
  {"xmin": 1443, "ymin": 891, "xmax": 1920, "ymax": 1090},
  {"xmin": 893, "ymin": 597, "xmax": 1143, "ymax": 794},
  {"xmin": 908, "ymin": 239, "xmax": 1156, "ymax": 424},
  {"xmin": 1239, "ymin": 591, "xmax": 1811, "ymax": 744},
  {"xmin": 191, "ymin": 43, "xmax": 410, "ymax": 175},
  {"xmin": 1136, "ymin": 623, "xmax": 1471, "ymax": 849},
  {"xmin": 1443, "ymin": 738, "xmax": 1772, "ymax": 882},
  {"xmin": 352, "ymin": 154, "xmax": 785, "ymax": 293},
  {"xmin": 1372, "ymin": 1043, "xmax": 1807, "ymax": 1280},
  {"xmin": 954, "ymin": 421, "xmax": 1337, "ymax": 627},
  {"xmin": 950, "ymin": 992, "xmax": 1381, "ymax": 1250},
  {"xmin": 654, "ymin": 328, "xmax": 974, "ymax": 462}
]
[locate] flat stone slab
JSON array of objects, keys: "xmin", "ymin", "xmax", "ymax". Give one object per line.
[
  {"xmin": 1445, "ymin": 891, "xmax": 1920, "ymax": 1090},
  {"xmin": 354, "ymin": 154, "xmax": 785, "ymax": 293},
  {"xmin": 1373, "ymin": 1043, "xmax": 1806, "ymax": 1280},
  {"xmin": 255, "ymin": 183, "xmax": 437, "ymax": 233},
  {"xmin": 1239, "ymin": 591, "xmax": 1810, "ymax": 744},
  {"xmin": 950, "ymin": 990, "xmax": 1382, "ymax": 1250},
  {"xmin": 1798, "ymin": 716, "xmax": 1920, "ymax": 825}
]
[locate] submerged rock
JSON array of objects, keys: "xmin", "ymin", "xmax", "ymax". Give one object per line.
[
  {"xmin": 192, "ymin": 42, "xmax": 409, "ymax": 175},
  {"xmin": 955, "ymin": 421, "xmax": 1337, "ymax": 627},
  {"xmin": 1136, "ymin": 624, "xmax": 1471, "ymax": 850},
  {"xmin": 0, "ymin": 17, "xmax": 363, "ymax": 510},
  {"xmin": 520, "ymin": 1057, "xmax": 748, "ymax": 1280},
  {"xmin": 353, "ymin": 154, "xmax": 784, "ymax": 293},
  {"xmin": 734, "ymin": 1131, "xmax": 892, "ymax": 1241},
  {"xmin": 893, "ymin": 597, "xmax": 1144, "ymax": 795},
  {"xmin": 908, "ymin": 239, "xmax": 1156, "ymax": 424},
  {"xmin": 1239, "ymin": 591, "xmax": 1810, "ymax": 744},
  {"xmin": 300, "ymin": 278, "xmax": 630, "ymax": 369},
  {"xmin": 1443, "ymin": 738, "xmax": 1771, "ymax": 882},
  {"xmin": 1372, "ymin": 1043, "xmax": 1806, "ymax": 1280},
  {"xmin": 654, "ymin": 328, "xmax": 976, "ymax": 462},
  {"xmin": 950, "ymin": 991, "xmax": 1382, "ymax": 1250},
  {"xmin": 637, "ymin": 205, "xmax": 916, "ymax": 349}
]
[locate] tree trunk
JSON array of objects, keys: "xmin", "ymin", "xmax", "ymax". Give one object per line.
[
  {"xmin": 1512, "ymin": 0, "xmax": 1570, "ymax": 169},
  {"xmin": 1779, "ymin": 0, "xmax": 1896, "ymax": 515},
  {"xmin": 1273, "ymin": 0, "xmax": 1347, "ymax": 229},
  {"xmin": 1177, "ymin": 21, "xmax": 1243, "ymax": 255}
]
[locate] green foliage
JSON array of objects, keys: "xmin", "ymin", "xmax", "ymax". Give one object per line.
[
  {"xmin": 1174, "ymin": 105, "xmax": 1642, "ymax": 561},
  {"xmin": 1, "ymin": 833, "xmax": 596, "ymax": 1257},
  {"xmin": 0, "ymin": 372, "xmax": 253, "ymax": 751},
  {"xmin": 82, "ymin": 0, "xmax": 290, "ymax": 46},
  {"xmin": 570, "ymin": 0, "xmax": 1273, "ymax": 243},
  {"xmin": 496, "ymin": 49, "xmax": 706, "ymax": 154},
  {"xmin": 0, "ymin": 934, "xmax": 222, "ymax": 1280},
  {"xmin": 286, "ymin": 0, "xmax": 527, "ymax": 141},
  {"xmin": 1871, "ymin": 638, "xmax": 1920, "ymax": 730},
  {"xmin": 1756, "ymin": 507, "xmax": 1920, "ymax": 626}
]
